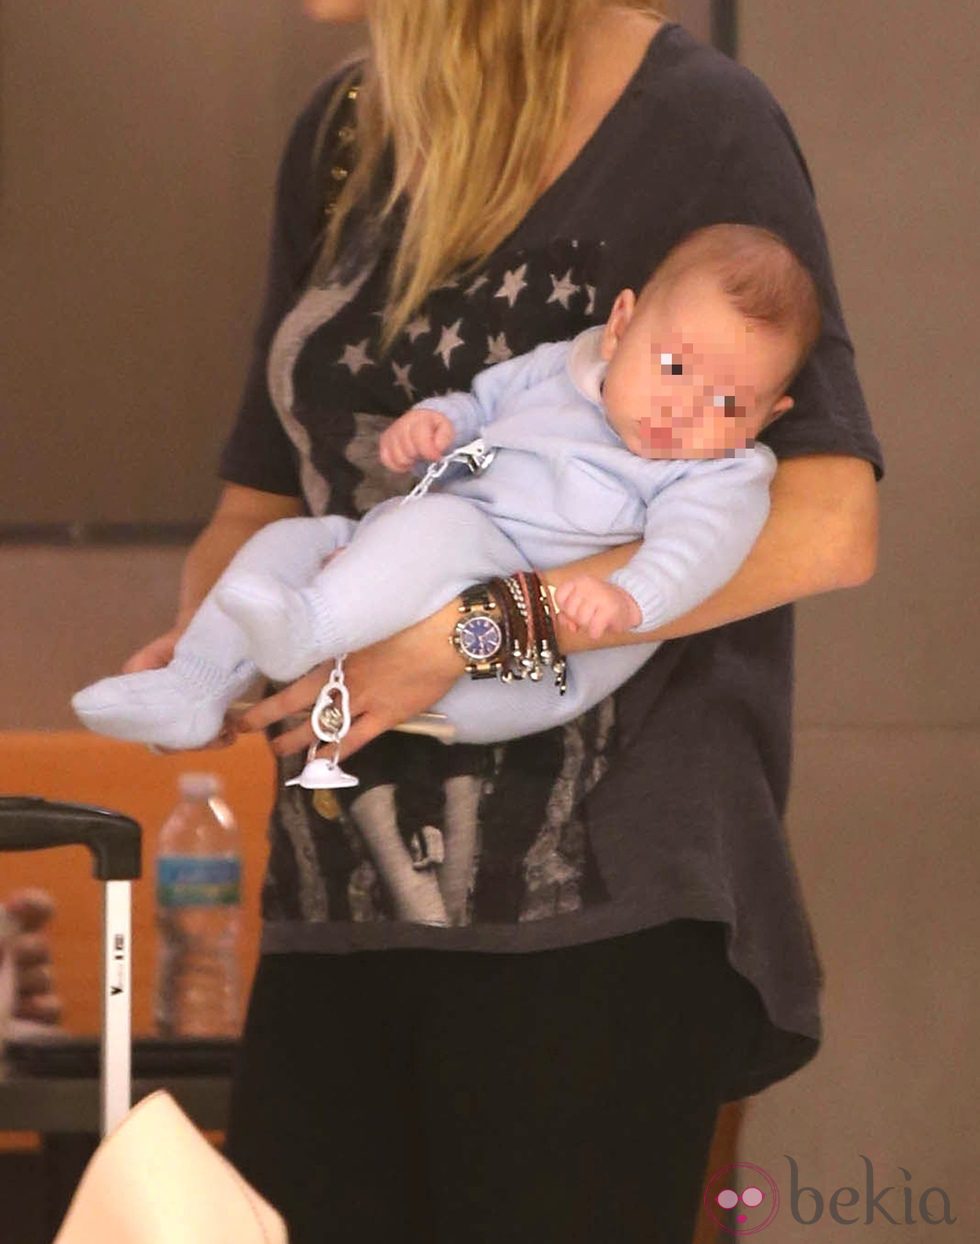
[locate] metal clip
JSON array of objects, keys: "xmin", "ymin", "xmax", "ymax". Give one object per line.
[{"xmin": 401, "ymin": 437, "xmax": 497, "ymax": 504}]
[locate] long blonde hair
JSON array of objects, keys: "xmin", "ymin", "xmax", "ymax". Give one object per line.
[{"xmin": 319, "ymin": 0, "xmax": 669, "ymax": 356}]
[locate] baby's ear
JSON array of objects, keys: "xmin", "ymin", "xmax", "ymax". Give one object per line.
[{"xmin": 764, "ymin": 395, "xmax": 795, "ymax": 426}]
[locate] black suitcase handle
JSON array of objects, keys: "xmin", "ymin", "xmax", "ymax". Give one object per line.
[{"xmin": 0, "ymin": 797, "xmax": 141, "ymax": 881}]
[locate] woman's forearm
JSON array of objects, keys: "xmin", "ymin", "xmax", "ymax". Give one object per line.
[
  {"xmin": 243, "ymin": 457, "xmax": 877, "ymax": 757},
  {"xmin": 174, "ymin": 517, "xmax": 272, "ymax": 629},
  {"xmin": 174, "ymin": 487, "xmax": 305, "ymax": 629}
]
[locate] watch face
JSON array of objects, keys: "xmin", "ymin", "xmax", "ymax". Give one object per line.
[{"xmin": 459, "ymin": 615, "xmax": 503, "ymax": 660}]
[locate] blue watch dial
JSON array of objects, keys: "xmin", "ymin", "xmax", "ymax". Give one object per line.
[{"xmin": 459, "ymin": 615, "xmax": 503, "ymax": 659}]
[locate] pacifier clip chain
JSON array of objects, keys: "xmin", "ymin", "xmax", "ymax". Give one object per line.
[{"xmin": 290, "ymin": 438, "xmax": 497, "ymax": 790}]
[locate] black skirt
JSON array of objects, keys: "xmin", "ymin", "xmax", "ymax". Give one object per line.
[{"xmin": 223, "ymin": 917, "xmax": 772, "ymax": 1244}]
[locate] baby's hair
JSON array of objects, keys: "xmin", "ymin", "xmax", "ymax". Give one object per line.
[{"xmin": 640, "ymin": 222, "xmax": 823, "ymax": 397}]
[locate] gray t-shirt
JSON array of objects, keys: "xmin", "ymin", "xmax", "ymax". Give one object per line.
[{"xmin": 218, "ymin": 21, "xmax": 884, "ymax": 1100}]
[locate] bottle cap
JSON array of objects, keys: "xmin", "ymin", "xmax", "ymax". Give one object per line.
[{"xmin": 177, "ymin": 772, "xmax": 222, "ymax": 801}]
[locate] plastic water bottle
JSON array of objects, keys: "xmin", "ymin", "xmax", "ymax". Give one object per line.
[{"xmin": 154, "ymin": 772, "xmax": 242, "ymax": 1037}]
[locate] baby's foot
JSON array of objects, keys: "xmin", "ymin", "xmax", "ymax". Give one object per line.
[
  {"xmin": 71, "ymin": 655, "xmax": 254, "ymax": 750},
  {"xmin": 215, "ymin": 574, "xmax": 326, "ymax": 682}
]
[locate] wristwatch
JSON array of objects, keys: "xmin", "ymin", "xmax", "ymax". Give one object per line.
[{"xmin": 450, "ymin": 583, "xmax": 506, "ymax": 679}]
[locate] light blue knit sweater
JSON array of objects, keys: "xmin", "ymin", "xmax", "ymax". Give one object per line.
[{"xmin": 409, "ymin": 324, "xmax": 777, "ymax": 634}]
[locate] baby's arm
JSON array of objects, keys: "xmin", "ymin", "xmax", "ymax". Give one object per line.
[
  {"xmin": 380, "ymin": 338, "xmax": 568, "ymax": 474},
  {"xmin": 594, "ymin": 445, "xmax": 779, "ymax": 635}
]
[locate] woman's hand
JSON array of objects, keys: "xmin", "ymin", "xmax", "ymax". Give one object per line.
[
  {"xmin": 122, "ymin": 625, "xmax": 184, "ymax": 674},
  {"xmin": 119, "ymin": 624, "xmax": 238, "ymax": 752},
  {"xmin": 232, "ymin": 596, "xmax": 464, "ymax": 760}
]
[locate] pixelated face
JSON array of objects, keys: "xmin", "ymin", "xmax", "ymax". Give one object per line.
[{"xmin": 598, "ymin": 273, "xmax": 797, "ymax": 459}]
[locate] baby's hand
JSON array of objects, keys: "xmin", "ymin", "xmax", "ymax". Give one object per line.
[
  {"xmin": 553, "ymin": 574, "xmax": 642, "ymax": 640},
  {"xmin": 379, "ymin": 407, "xmax": 454, "ymax": 473}
]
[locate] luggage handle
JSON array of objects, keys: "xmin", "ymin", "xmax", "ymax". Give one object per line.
[
  {"xmin": 0, "ymin": 797, "xmax": 141, "ymax": 880},
  {"xmin": 0, "ymin": 795, "xmax": 140, "ymax": 1134}
]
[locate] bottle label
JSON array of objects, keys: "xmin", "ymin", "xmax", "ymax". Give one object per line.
[{"xmin": 157, "ymin": 856, "xmax": 241, "ymax": 908}]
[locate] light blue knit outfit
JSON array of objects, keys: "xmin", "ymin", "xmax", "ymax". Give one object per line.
[{"xmin": 72, "ymin": 326, "xmax": 775, "ymax": 748}]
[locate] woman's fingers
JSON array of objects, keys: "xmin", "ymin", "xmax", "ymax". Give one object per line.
[
  {"xmin": 232, "ymin": 604, "xmax": 463, "ymax": 764},
  {"xmin": 268, "ymin": 704, "xmax": 389, "ymax": 761},
  {"xmin": 261, "ymin": 708, "xmax": 381, "ymax": 759},
  {"xmin": 269, "ymin": 718, "xmax": 317, "ymax": 757},
  {"xmin": 147, "ymin": 721, "xmax": 239, "ymax": 756},
  {"xmin": 122, "ymin": 629, "xmax": 180, "ymax": 674},
  {"xmin": 336, "ymin": 711, "xmax": 388, "ymax": 762},
  {"xmin": 233, "ymin": 664, "xmax": 332, "ymax": 735}
]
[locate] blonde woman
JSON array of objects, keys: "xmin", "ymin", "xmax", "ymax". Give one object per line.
[{"xmin": 125, "ymin": 2, "xmax": 882, "ymax": 1239}]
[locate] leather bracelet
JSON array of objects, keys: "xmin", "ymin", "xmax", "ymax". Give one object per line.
[
  {"xmin": 515, "ymin": 572, "xmax": 539, "ymax": 678},
  {"xmin": 535, "ymin": 578, "xmax": 560, "ymax": 666},
  {"xmin": 512, "ymin": 569, "xmax": 544, "ymax": 681},
  {"xmin": 504, "ymin": 574, "xmax": 535, "ymax": 675},
  {"xmin": 485, "ymin": 577, "xmax": 520, "ymax": 681},
  {"xmin": 527, "ymin": 572, "xmax": 566, "ymax": 694},
  {"xmin": 536, "ymin": 575, "xmax": 567, "ymax": 694},
  {"xmin": 526, "ymin": 572, "xmax": 551, "ymax": 663},
  {"xmin": 489, "ymin": 575, "xmax": 530, "ymax": 680},
  {"xmin": 483, "ymin": 571, "xmax": 566, "ymax": 693}
]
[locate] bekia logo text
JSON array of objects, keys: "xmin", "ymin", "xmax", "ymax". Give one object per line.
[{"xmin": 787, "ymin": 1155, "xmax": 956, "ymax": 1226}]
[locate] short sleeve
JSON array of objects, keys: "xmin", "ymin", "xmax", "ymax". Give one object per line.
[
  {"xmin": 217, "ymin": 66, "xmax": 361, "ymax": 497},
  {"xmin": 675, "ymin": 77, "xmax": 885, "ymax": 482}
]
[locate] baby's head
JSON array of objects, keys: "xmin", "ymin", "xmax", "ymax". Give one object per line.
[{"xmin": 598, "ymin": 223, "xmax": 822, "ymax": 458}]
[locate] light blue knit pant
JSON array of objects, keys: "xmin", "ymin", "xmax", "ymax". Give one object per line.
[{"xmin": 172, "ymin": 492, "xmax": 660, "ymax": 745}]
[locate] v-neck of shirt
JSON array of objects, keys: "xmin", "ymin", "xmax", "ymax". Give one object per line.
[
  {"xmin": 512, "ymin": 19, "xmax": 681, "ymax": 237},
  {"xmin": 382, "ymin": 21, "xmax": 683, "ymax": 260}
]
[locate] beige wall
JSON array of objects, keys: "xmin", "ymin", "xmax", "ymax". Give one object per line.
[
  {"xmin": 737, "ymin": 3, "xmax": 978, "ymax": 1236},
  {"xmin": 0, "ymin": 2, "xmax": 364, "ymax": 526}
]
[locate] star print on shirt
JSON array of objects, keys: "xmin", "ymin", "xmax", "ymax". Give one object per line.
[
  {"xmin": 391, "ymin": 359, "xmax": 414, "ymax": 400},
  {"xmin": 435, "ymin": 318, "xmax": 466, "ymax": 370},
  {"xmin": 465, "ymin": 273, "xmax": 491, "ymax": 298},
  {"xmin": 485, "ymin": 331, "xmax": 513, "ymax": 366},
  {"xmin": 547, "ymin": 268, "xmax": 580, "ymax": 310},
  {"xmin": 281, "ymin": 235, "xmax": 607, "ymax": 518},
  {"xmin": 405, "ymin": 315, "xmax": 431, "ymax": 342},
  {"xmin": 339, "ymin": 338, "xmax": 375, "ymax": 374},
  {"xmin": 495, "ymin": 262, "xmax": 529, "ymax": 308}
]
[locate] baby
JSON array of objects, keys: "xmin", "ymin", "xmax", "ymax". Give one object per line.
[{"xmin": 72, "ymin": 222, "xmax": 821, "ymax": 749}]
